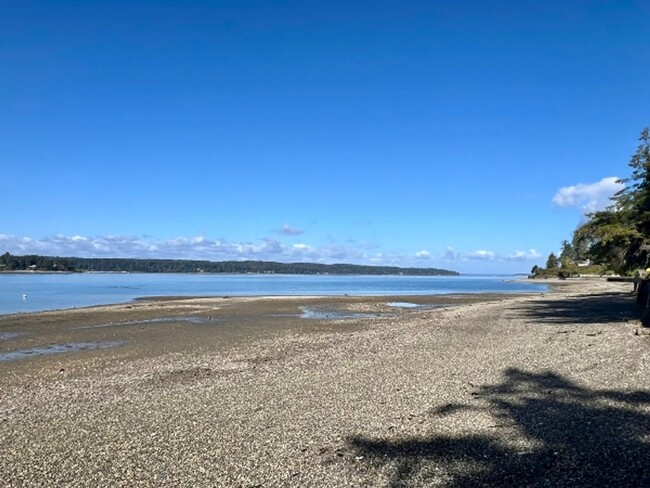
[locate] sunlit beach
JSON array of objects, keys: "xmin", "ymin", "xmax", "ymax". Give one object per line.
[{"xmin": 2, "ymin": 2, "xmax": 649, "ymax": 486}]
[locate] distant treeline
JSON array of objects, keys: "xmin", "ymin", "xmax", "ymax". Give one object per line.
[
  {"xmin": 0, "ymin": 252, "xmax": 459, "ymax": 276},
  {"xmin": 1, "ymin": 253, "xmax": 77, "ymax": 272}
]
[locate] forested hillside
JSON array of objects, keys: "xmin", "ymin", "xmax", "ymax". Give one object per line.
[{"xmin": 0, "ymin": 253, "xmax": 459, "ymax": 276}]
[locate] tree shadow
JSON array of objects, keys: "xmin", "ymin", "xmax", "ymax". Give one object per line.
[
  {"xmin": 515, "ymin": 292, "xmax": 640, "ymax": 325},
  {"xmin": 348, "ymin": 368, "xmax": 650, "ymax": 487}
]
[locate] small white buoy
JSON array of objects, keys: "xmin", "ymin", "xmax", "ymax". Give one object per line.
[{"xmin": 22, "ymin": 293, "xmax": 28, "ymax": 300}]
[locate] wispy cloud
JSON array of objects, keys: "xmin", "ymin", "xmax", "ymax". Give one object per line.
[
  {"xmin": 443, "ymin": 247, "xmax": 457, "ymax": 261},
  {"xmin": 277, "ymin": 224, "xmax": 303, "ymax": 236},
  {"xmin": 415, "ymin": 250, "xmax": 430, "ymax": 259},
  {"xmin": 552, "ymin": 176, "xmax": 623, "ymax": 215}
]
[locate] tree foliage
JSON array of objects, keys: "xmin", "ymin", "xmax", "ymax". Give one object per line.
[
  {"xmin": 545, "ymin": 253, "xmax": 559, "ymax": 270},
  {"xmin": 0, "ymin": 252, "xmax": 76, "ymax": 272}
]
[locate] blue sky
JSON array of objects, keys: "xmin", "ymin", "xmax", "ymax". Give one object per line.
[{"xmin": 2, "ymin": 1, "xmax": 649, "ymax": 273}]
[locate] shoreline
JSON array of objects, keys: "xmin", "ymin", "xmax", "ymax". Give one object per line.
[
  {"xmin": 1, "ymin": 290, "xmax": 547, "ymax": 319},
  {"xmin": 2, "ymin": 274, "xmax": 589, "ymax": 319},
  {"xmin": 1, "ymin": 278, "xmax": 648, "ymax": 486},
  {"xmin": 0, "ymin": 273, "xmax": 549, "ymax": 317}
]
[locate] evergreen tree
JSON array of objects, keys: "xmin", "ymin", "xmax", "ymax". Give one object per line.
[
  {"xmin": 559, "ymin": 240, "xmax": 575, "ymax": 263},
  {"xmin": 546, "ymin": 253, "xmax": 559, "ymax": 270}
]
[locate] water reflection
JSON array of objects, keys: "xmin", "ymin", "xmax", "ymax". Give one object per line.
[
  {"xmin": 300, "ymin": 307, "xmax": 379, "ymax": 320},
  {"xmin": 0, "ymin": 341, "xmax": 124, "ymax": 362},
  {"xmin": 0, "ymin": 332, "xmax": 24, "ymax": 341},
  {"xmin": 75, "ymin": 316, "xmax": 211, "ymax": 329}
]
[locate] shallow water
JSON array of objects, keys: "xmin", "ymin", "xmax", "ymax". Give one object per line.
[
  {"xmin": 0, "ymin": 273, "xmax": 547, "ymax": 315},
  {"xmin": 75, "ymin": 316, "xmax": 211, "ymax": 329},
  {"xmin": 387, "ymin": 302, "xmax": 420, "ymax": 308},
  {"xmin": 0, "ymin": 332, "xmax": 24, "ymax": 341},
  {"xmin": 0, "ymin": 341, "xmax": 124, "ymax": 362},
  {"xmin": 300, "ymin": 307, "xmax": 381, "ymax": 320}
]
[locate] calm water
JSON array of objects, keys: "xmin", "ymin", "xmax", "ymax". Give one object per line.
[{"xmin": 0, "ymin": 273, "xmax": 547, "ymax": 315}]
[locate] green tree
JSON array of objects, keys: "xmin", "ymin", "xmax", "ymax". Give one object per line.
[
  {"xmin": 546, "ymin": 253, "xmax": 559, "ymax": 270},
  {"xmin": 559, "ymin": 240, "xmax": 575, "ymax": 262}
]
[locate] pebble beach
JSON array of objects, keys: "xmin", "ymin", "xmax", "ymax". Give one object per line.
[{"xmin": 1, "ymin": 278, "xmax": 649, "ymax": 487}]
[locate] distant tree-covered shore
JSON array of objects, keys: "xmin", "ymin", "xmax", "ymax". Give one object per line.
[{"xmin": 0, "ymin": 253, "xmax": 459, "ymax": 276}]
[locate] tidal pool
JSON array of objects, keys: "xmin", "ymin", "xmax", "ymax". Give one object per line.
[
  {"xmin": 0, "ymin": 341, "xmax": 124, "ymax": 362},
  {"xmin": 0, "ymin": 332, "xmax": 25, "ymax": 341},
  {"xmin": 75, "ymin": 316, "xmax": 211, "ymax": 329},
  {"xmin": 300, "ymin": 307, "xmax": 380, "ymax": 320}
]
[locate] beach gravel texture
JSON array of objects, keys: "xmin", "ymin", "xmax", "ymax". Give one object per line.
[{"xmin": 1, "ymin": 279, "xmax": 649, "ymax": 487}]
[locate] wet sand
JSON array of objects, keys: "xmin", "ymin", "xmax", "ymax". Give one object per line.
[
  {"xmin": 1, "ymin": 278, "xmax": 649, "ymax": 486},
  {"xmin": 0, "ymin": 294, "xmax": 504, "ymax": 371}
]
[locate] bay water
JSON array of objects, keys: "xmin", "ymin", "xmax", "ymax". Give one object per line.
[{"xmin": 0, "ymin": 273, "xmax": 547, "ymax": 315}]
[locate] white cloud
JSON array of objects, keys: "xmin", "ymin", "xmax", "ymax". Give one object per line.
[
  {"xmin": 0, "ymin": 234, "xmax": 374, "ymax": 265},
  {"xmin": 260, "ymin": 238, "xmax": 283, "ymax": 255},
  {"xmin": 415, "ymin": 250, "xmax": 430, "ymax": 259},
  {"xmin": 552, "ymin": 176, "xmax": 623, "ymax": 215},
  {"xmin": 467, "ymin": 250, "xmax": 497, "ymax": 261},
  {"xmin": 437, "ymin": 247, "xmax": 540, "ymax": 264},
  {"xmin": 507, "ymin": 249, "xmax": 541, "ymax": 261}
]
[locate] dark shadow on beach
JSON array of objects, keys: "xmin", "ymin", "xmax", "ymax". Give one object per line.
[
  {"xmin": 516, "ymin": 292, "xmax": 639, "ymax": 325},
  {"xmin": 348, "ymin": 368, "xmax": 650, "ymax": 487}
]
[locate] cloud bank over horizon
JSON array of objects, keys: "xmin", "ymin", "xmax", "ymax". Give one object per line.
[
  {"xmin": 439, "ymin": 247, "xmax": 541, "ymax": 264},
  {"xmin": 0, "ymin": 233, "xmax": 542, "ymax": 272}
]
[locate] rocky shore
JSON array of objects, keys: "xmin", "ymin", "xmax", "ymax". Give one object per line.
[{"xmin": 1, "ymin": 279, "xmax": 648, "ymax": 486}]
